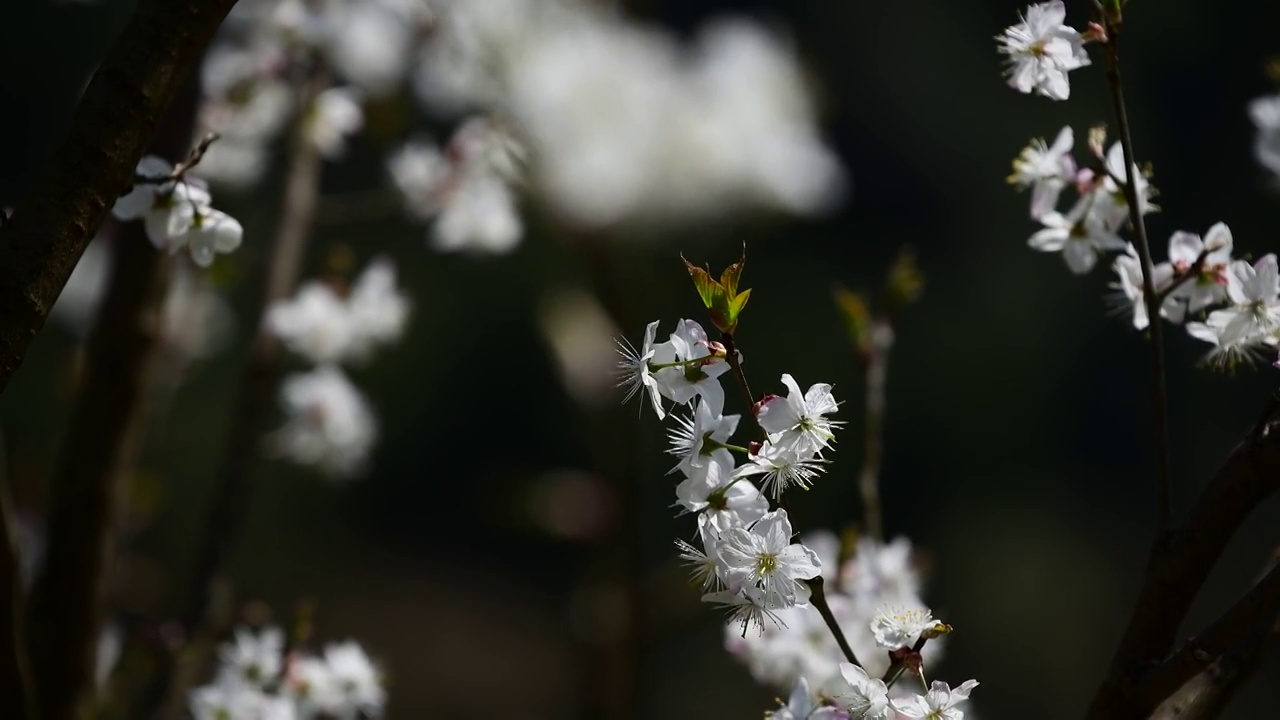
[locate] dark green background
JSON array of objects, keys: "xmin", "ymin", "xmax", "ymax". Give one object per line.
[{"xmin": 2, "ymin": 0, "xmax": 1279, "ymax": 716}]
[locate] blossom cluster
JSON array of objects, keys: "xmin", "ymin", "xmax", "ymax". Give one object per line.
[
  {"xmin": 112, "ymin": 155, "xmax": 244, "ymax": 268},
  {"xmin": 266, "ymin": 258, "xmax": 409, "ymax": 478},
  {"xmin": 393, "ymin": 0, "xmax": 845, "ymax": 251},
  {"xmin": 1000, "ymin": 0, "xmax": 1280, "ymax": 367},
  {"xmin": 619, "ymin": 311, "xmax": 976, "ymax": 718},
  {"xmin": 189, "ymin": 625, "xmax": 385, "ymax": 720},
  {"xmin": 617, "ymin": 318, "xmax": 831, "ymax": 622},
  {"xmin": 194, "ymin": 0, "xmax": 398, "ymax": 187}
]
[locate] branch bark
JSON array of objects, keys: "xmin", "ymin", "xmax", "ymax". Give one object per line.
[
  {"xmin": 27, "ymin": 73, "xmax": 202, "ymax": 720},
  {"xmin": 0, "ymin": 0, "xmax": 238, "ymax": 393},
  {"xmin": 1135, "ymin": 561, "xmax": 1280, "ymax": 711},
  {"xmin": 1086, "ymin": 424, "xmax": 1280, "ymax": 719},
  {"xmin": 1147, "ymin": 582, "xmax": 1279, "ymax": 720},
  {"xmin": 0, "ymin": 460, "xmax": 34, "ymax": 720}
]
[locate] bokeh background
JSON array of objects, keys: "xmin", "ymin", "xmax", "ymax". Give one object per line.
[{"xmin": 3, "ymin": 0, "xmax": 1280, "ymax": 717}]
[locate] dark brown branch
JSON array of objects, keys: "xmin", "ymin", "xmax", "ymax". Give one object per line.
[
  {"xmin": 0, "ymin": 0, "xmax": 238, "ymax": 393},
  {"xmin": 0, "ymin": 439, "xmax": 35, "ymax": 720},
  {"xmin": 1147, "ymin": 578, "xmax": 1280, "ymax": 720},
  {"xmin": 1100, "ymin": 26, "xmax": 1173, "ymax": 540},
  {"xmin": 1135, "ymin": 561, "xmax": 1280, "ymax": 711},
  {"xmin": 1086, "ymin": 423, "xmax": 1280, "ymax": 719},
  {"xmin": 27, "ymin": 74, "xmax": 202, "ymax": 720},
  {"xmin": 804, "ymin": 576, "xmax": 861, "ymax": 668}
]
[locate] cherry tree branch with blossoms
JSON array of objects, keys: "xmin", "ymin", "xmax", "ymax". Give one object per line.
[
  {"xmin": 0, "ymin": 0, "xmax": 240, "ymax": 392},
  {"xmin": 998, "ymin": 1, "xmax": 1280, "ymax": 717},
  {"xmin": 619, "ymin": 251, "xmax": 978, "ymax": 719},
  {"xmin": 27, "ymin": 77, "xmax": 213, "ymax": 720}
]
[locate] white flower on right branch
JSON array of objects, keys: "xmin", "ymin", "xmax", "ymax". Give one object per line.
[
  {"xmin": 996, "ymin": 1, "xmax": 1090, "ymax": 101},
  {"xmin": 1027, "ymin": 194, "xmax": 1125, "ymax": 274},
  {"xmin": 1008, "ymin": 125, "xmax": 1076, "ymax": 219},
  {"xmin": 1166, "ymin": 222, "xmax": 1233, "ymax": 314}
]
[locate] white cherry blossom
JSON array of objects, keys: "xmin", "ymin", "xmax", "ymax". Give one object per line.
[
  {"xmin": 1027, "ymin": 194, "xmax": 1125, "ymax": 274},
  {"xmin": 272, "ymin": 365, "xmax": 378, "ymax": 479},
  {"xmin": 718, "ymin": 509, "xmax": 821, "ymax": 608},
  {"xmin": 827, "ymin": 663, "xmax": 893, "ymax": 720},
  {"xmin": 891, "ymin": 680, "xmax": 979, "ymax": 720},
  {"xmin": 1008, "ymin": 126, "xmax": 1075, "ymax": 219},
  {"xmin": 755, "ymin": 374, "xmax": 841, "ymax": 456},
  {"xmin": 870, "ymin": 605, "xmax": 936, "ymax": 650},
  {"xmin": 996, "ymin": 1, "xmax": 1090, "ymax": 101},
  {"xmin": 1248, "ymin": 93, "xmax": 1280, "ymax": 176},
  {"xmin": 216, "ymin": 626, "xmax": 285, "ymax": 688}
]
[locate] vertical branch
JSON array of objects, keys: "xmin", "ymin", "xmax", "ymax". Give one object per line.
[
  {"xmin": 181, "ymin": 72, "xmax": 324, "ymax": 649},
  {"xmin": 1100, "ymin": 29, "xmax": 1173, "ymax": 538},
  {"xmin": 857, "ymin": 320, "xmax": 891, "ymax": 543},
  {"xmin": 0, "ymin": 432, "xmax": 34, "ymax": 720},
  {"xmin": 27, "ymin": 75, "xmax": 201, "ymax": 720},
  {"xmin": 719, "ymin": 329, "xmax": 860, "ymax": 667}
]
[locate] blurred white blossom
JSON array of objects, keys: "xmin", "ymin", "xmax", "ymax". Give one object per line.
[
  {"xmin": 1248, "ymin": 93, "xmax": 1280, "ymax": 177},
  {"xmin": 272, "ymin": 365, "xmax": 377, "ymax": 478}
]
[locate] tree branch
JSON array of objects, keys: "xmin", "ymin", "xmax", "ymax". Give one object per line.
[
  {"xmin": 1147, "ymin": 576, "xmax": 1279, "ymax": 720},
  {"xmin": 0, "ymin": 438, "xmax": 34, "ymax": 720},
  {"xmin": 1135, "ymin": 560, "xmax": 1280, "ymax": 711},
  {"xmin": 1086, "ymin": 422, "xmax": 1280, "ymax": 719},
  {"xmin": 27, "ymin": 73, "xmax": 202, "ymax": 720},
  {"xmin": 0, "ymin": 0, "xmax": 238, "ymax": 393},
  {"xmin": 1100, "ymin": 24, "xmax": 1173, "ymax": 541}
]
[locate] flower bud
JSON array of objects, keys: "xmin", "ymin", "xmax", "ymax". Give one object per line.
[{"xmin": 752, "ymin": 394, "xmax": 781, "ymax": 417}]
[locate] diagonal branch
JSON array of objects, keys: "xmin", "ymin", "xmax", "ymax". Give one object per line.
[
  {"xmin": 1086, "ymin": 422, "xmax": 1280, "ymax": 719},
  {"xmin": 1135, "ymin": 559, "xmax": 1280, "ymax": 711},
  {"xmin": 0, "ymin": 0, "xmax": 239, "ymax": 393}
]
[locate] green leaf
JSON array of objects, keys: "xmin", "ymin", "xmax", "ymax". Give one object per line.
[
  {"xmin": 682, "ymin": 250, "xmax": 752, "ymax": 334},
  {"xmin": 832, "ymin": 284, "xmax": 871, "ymax": 354},
  {"xmin": 719, "ymin": 251, "xmax": 746, "ymax": 296},
  {"xmin": 682, "ymin": 255, "xmax": 719, "ymax": 310}
]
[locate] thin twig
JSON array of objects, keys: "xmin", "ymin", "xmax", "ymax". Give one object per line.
[
  {"xmin": 805, "ymin": 576, "xmax": 861, "ymax": 668},
  {"xmin": 718, "ymin": 330, "xmax": 859, "ymax": 666},
  {"xmin": 1152, "ymin": 248, "xmax": 1210, "ymax": 305},
  {"xmin": 719, "ymin": 332, "xmax": 755, "ymax": 415},
  {"xmin": 1101, "ymin": 29, "xmax": 1173, "ymax": 539},
  {"xmin": 858, "ymin": 320, "xmax": 892, "ymax": 543},
  {"xmin": 0, "ymin": 0, "xmax": 239, "ymax": 393},
  {"xmin": 133, "ymin": 132, "xmax": 221, "ymax": 184}
]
